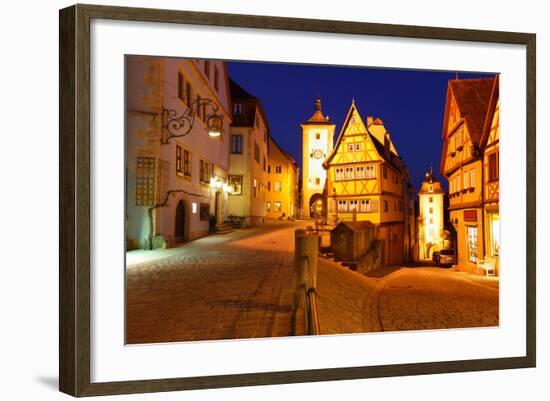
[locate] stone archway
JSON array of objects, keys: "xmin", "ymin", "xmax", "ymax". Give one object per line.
[{"xmin": 309, "ymin": 193, "xmax": 324, "ymax": 218}]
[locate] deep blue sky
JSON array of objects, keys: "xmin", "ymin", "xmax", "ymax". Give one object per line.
[{"xmin": 227, "ymin": 61, "xmax": 494, "ymax": 191}]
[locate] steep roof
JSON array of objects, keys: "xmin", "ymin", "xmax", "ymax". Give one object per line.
[
  {"xmin": 229, "ymin": 78, "xmax": 257, "ymax": 100},
  {"xmin": 448, "ymin": 77, "xmax": 496, "ymax": 144},
  {"xmin": 268, "ymin": 135, "xmax": 298, "ymax": 171},
  {"xmin": 302, "ymin": 97, "xmax": 333, "ymax": 125},
  {"xmin": 323, "ymin": 101, "xmax": 406, "ymax": 174},
  {"xmin": 418, "ymin": 171, "xmax": 445, "ymax": 194}
]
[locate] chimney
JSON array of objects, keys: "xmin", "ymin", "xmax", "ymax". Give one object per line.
[
  {"xmin": 367, "ymin": 116, "xmax": 373, "ymax": 126},
  {"xmin": 384, "ymin": 132, "xmax": 391, "ymax": 159}
]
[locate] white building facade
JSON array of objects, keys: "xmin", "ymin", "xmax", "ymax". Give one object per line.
[{"xmin": 126, "ymin": 57, "xmax": 232, "ymax": 249}]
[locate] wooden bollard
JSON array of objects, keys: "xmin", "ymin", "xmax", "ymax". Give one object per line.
[{"xmin": 291, "ymin": 229, "xmax": 319, "ymax": 335}]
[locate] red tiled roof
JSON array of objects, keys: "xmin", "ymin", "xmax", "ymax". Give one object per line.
[
  {"xmin": 449, "ymin": 77, "xmax": 496, "ymax": 144},
  {"xmin": 303, "ymin": 97, "xmax": 332, "ymax": 125}
]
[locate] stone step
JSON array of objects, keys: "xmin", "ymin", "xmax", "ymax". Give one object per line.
[{"xmin": 211, "ymin": 223, "xmax": 234, "ymax": 235}]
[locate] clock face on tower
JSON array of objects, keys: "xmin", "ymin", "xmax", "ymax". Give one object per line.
[{"xmin": 312, "ymin": 149, "xmax": 323, "ymax": 159}]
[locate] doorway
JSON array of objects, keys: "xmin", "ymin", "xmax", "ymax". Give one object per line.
[{"xmin": 175, "ymin": 200, "xmax": 186, "ymax": 242}]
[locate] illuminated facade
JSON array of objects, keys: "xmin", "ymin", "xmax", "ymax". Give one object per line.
[
  {"xmin": 323, "ymin": 101, "xmax": 412, "ymax": 266},
  {"xmin": 300, "ymin": 97, "xmax": 336, "ymax": 218},
  {"xmin": 417, "ymin": 171, "xmax": 445, "ymax": 260},
  {"xmin": 440, "ymin": 76, "xmax": 499, "ymax": 274},
  {"xmin": 126, "ymin": 57, "xmax": 232, "ymax": 249},
  {"xmin": 226, "ymin": 79, "xmax": 269, "ymax": 226},
  {"xmin": 266, "ymin": 136, "xmax": 299, "ymax": 219}
]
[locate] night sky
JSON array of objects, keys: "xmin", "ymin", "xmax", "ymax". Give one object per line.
[{"xmin": 227, "ymin": 61, "xmax": 494, "ymax": 191}]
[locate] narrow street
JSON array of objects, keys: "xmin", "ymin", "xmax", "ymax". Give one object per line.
[
  {"xmin": 126, "ymin": 221, "xmax": 499, "ymax": 344},
  {"xmin": 126, "ymin": 221, "xmax": 308, "ymax": 344}
]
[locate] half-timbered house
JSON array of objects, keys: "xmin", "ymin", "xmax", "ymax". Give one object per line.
[
  {"xmin": 440, "ymin": 76, "xmax": 499, "ymax": 274},
  {"xmin": 323, "ymin": 101, "xmax": 412, "ymax": 266}
]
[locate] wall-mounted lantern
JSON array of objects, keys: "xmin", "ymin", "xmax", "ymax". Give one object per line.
[{"xmin": 161, "ymin": 96, "xmax": 223, "ymax": 144}]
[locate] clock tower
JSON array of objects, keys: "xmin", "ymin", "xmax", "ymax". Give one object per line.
[{"xmin": 301, "ymin": 96, "xmax": 336, "ymax": 218}]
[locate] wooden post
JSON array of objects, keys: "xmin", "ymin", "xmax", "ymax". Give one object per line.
[{"xmin": 291, "ymin": 229, "xmax": 319, "ymax": 335}]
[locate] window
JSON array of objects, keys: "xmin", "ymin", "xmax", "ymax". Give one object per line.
[
  {"xmin": 233, "ymin": 102, "xmax": 243, "ymax": 117},
  {"xmin": 254, "ymin": 142, "xmax": 260, "ymax": 163},
  {"xmin": 456, "ymin": 174, "xmax": 461, "ymax": 192},
  {"xmin": 274, "ymin": 201, "xmax": 282, "ymax": 212},
  {"xmin": 470, "ymin": 168, "xmax": 476, "ymax": 189},
  {"xmin": 183, "ymin": 149, "xmax": 191, "ymax": 176},
  {"xmin": 185, "ymin": 81, "xmax": 192, "ymax": 108},
  {"xmin": 135, "ymin": 157, "xmax": 156, "ymax": 206},
  {"xmin": 231, "ymin": 135, "xmax": 243, "ymax": 154},
  {"xmin": 253, "ymin": 179, "xmax": 258, "ymax": 197},
  {"xmin": 362, "ymin": 199, "xmax": 378, "ymax": 212},
  {"xmin": 196, "ymin": 94, "xmax": 202, "ymax": 120},
  {"xmin": 348, "ymin": 143, "xmax": 354, "ymax": 152},
  {"xmin": 214, "ymin": 66, "xmax": 219, "ymax": 91},
  {"xmin": 429, "ymin": 207, "xmax": 433, "ymax": 214},
  {"xmin": 228, "ymin": 175, "xmax": 242, "ymax": 195},
  {"xmin": 267, "ymin": 182, "xmax": 271, "ymax": 191},
  {"xmin": 315, "ymin": 178, "xmax": 320, "ymax": 185},
  {"xmin": 467, "ymin": 226, "xmax": 478, "ymax": 263},
  {"xmin": 274, "ymin": 181, "xmax": 282, "ymax": 192},
  {"xmin": 177, "ymin": 72, "xmax": 184, "ymax": 101},
  {"xmin": 349, "ymin": 200, "xmax": 358, "ymax": 212},
  {"xmin": 266, "ymin": 201, "xmax": 271, "ymax": 211},
  {"xmin": 356, "ymin": 166, "xmax": 365, "ymax": 179},
  {"xmin": 335, "ymin": 168, "xmax": 344, "ymax": 181},
  {"xmin": 199, "ymin": 159, "xmax": 210, "ymax": 184},
  {"xmin": 345, "ymin": 166, "xmax": 354, "ymax": 180},
  {"xmin": 355, "ymin": 143, "xmax": 361, "ymax": 151},
  {"xmin": 383, "ymin": 200, "xmax": 388, "ymax": 212},
  {"xmin": 315, "ymin": 133, "xmax": 321, "ymax": 140},
  {"xmin": 275, "ymin": 165, "xmax": 282, "ymax": 174},
  {"xmin": 267, "ymin": 165, "xmax": 271, "ymax": 174},
  {"xmin": 204, "ymin": 60, "xmax": 210, "ymax": 78},
  {"xmin": 176, "ymin": 145, "xmax": 183, "ymax": 177},
  {"xmin": 263, "ymin": 156, "xmax": 266, "ymax": 172},
  {"xmin": 490, "ymin": 213, "xmax": 500, "ymax": 256},
  {"xmin": 457, "ymin": 126, "xmax": 464, "ymax": 149},
  {"xmin": 383, "ymin": 166, "xmax": 388, "ymax": 179},
  {"xmin": 429, "ymin": 196, "xmax": 433, "ymax": 203},
  {"xmin": 429, "ymin": 218, "xmax": 434, "ymax": 224},
  {"xmin": 337, "ymin": 200, "xmax": 347, "ymax": 212},
  {"xmin": 463, "ymin": 170, "xmax": 470, "ymax": 189},
  {"xmin": 365, "ymin": 165, "xmax": 375, "ymax": 178},
  {"xmin": 488, "ymin": 152, "xmax": 499, "ymax": 181},
  {"xmin": 200, "ymin": 203, "xmax": 210, "ymax": 221},
  {"xmin": 429, "ymin": 184, "xmax": 433, "ymax": 192}
]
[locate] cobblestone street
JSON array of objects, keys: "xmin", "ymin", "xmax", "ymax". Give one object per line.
[
  {"xmin": 126, "ymin": 222, "xmax": 499, "ymax": 344},
  {"xmin": 367, "ymin": 266, "xmax": 499, "ymax": 332},
  {"xmin": 126, "ymin": 221, "xmax": 308, "ymax": 344}
]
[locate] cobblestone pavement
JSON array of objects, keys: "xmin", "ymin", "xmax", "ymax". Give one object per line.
[
  {"xmin": 126, "ymin": 221, "xmax": 308, "ymax": 344},
  {"xmin": 371, "ymin": 267, "xmax": 499, "ymax": 332},
  {"xmin": 127, "ymin": 225, "xmax": 499, "ymax": 343}
]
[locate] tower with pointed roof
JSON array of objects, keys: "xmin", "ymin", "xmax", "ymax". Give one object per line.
[
  {"xmin": 300, "ymin": 96, "xmax": 335, "ymax": 217},
  {"xmin": 418, "ymin": 170, "xmax": 445, "ymax": 260}
]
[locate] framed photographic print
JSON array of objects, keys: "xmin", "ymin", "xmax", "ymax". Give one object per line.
[{"xmin": 59, "ymin": 3, "xmax": 536, "ymax": 397}]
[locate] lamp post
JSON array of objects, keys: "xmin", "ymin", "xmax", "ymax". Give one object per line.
[{"xmin": 161, "ymin": 96, "xmax": 223, "ymax": 144}]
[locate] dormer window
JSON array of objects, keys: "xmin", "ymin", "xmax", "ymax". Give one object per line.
[{"xmin": 233, "ymin": 102, "xmax": 243, "ymax": 117}]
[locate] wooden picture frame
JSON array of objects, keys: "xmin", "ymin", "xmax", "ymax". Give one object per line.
[{"xmin": 59, "ymin": 3, "xmax": 536, "ymax": 397}]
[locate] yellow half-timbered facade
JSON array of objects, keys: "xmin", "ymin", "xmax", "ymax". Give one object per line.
[
  {"xmin": 440, "ymin": 76, "xmax": 499, "ymax": 275},
  {"xmin": 323, "ymin": 101, "xmax": 411, "ymax": 265}
]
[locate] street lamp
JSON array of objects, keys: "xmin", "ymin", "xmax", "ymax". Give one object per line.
[{"xmin": 162, "ymin": 97, "xmax": 223, "ymax": 144}]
